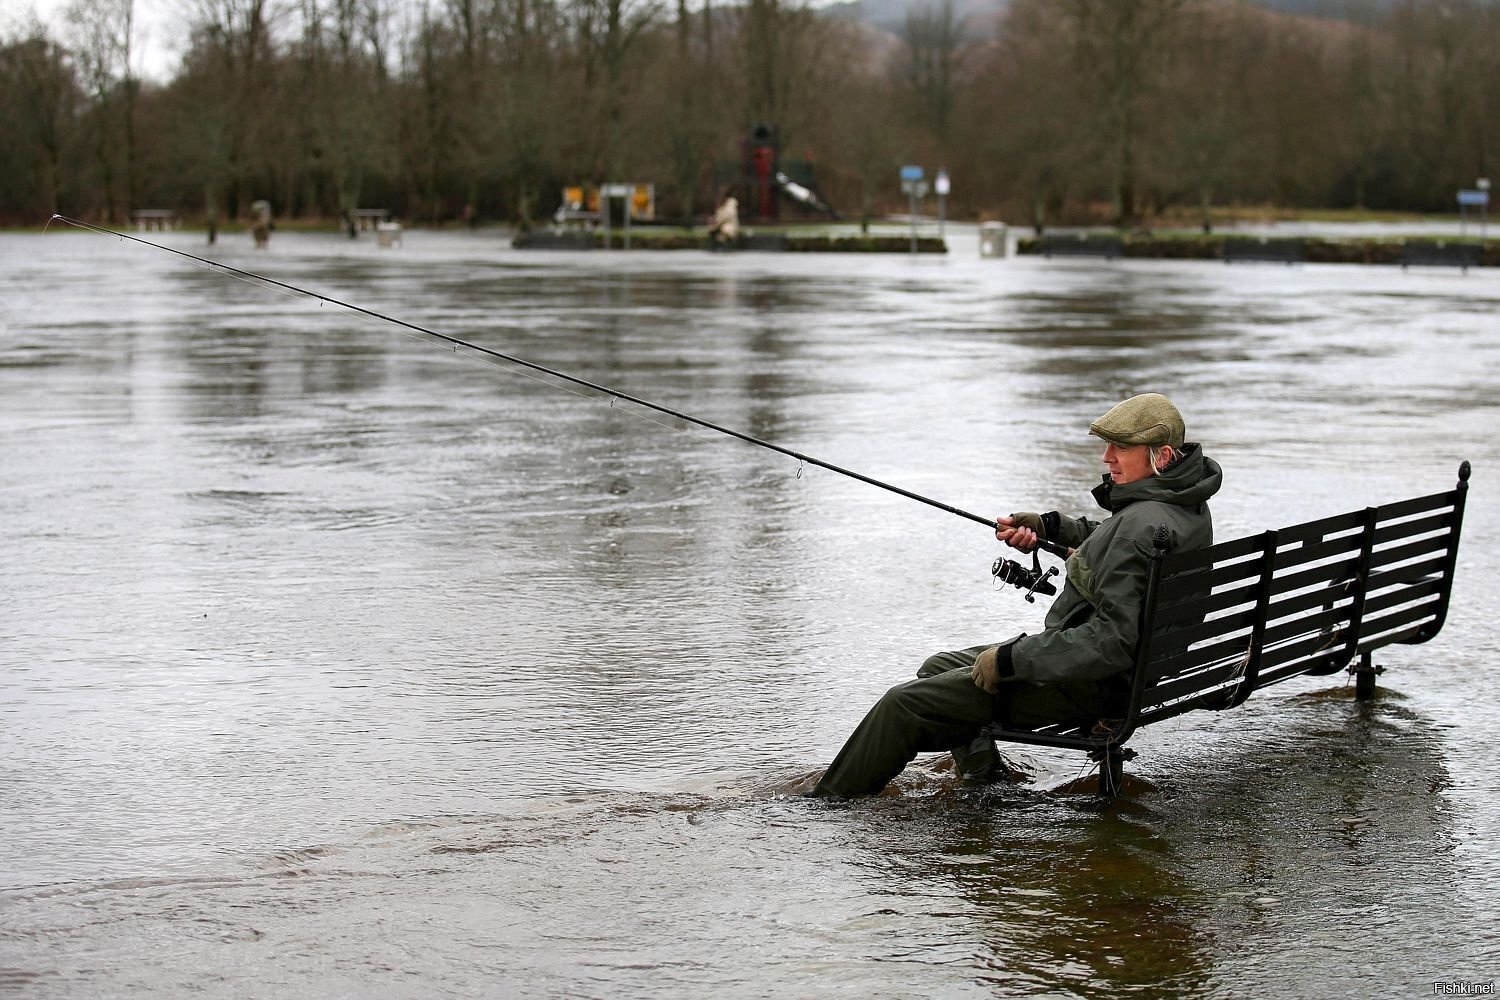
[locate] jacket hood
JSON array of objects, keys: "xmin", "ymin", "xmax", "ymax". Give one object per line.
[{"xmin": 1091, "ymin": 442, "xmax": 1222, "ymax": 513}]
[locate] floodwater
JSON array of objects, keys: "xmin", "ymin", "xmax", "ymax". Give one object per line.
[{"xmin": 3, "ymin": 226, "xmax": 1497, "ymax": 998}]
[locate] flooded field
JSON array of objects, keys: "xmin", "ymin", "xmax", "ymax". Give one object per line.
[{"xmin": 2, "ymin": 226, "xmax": 1497, "ymax": 997}]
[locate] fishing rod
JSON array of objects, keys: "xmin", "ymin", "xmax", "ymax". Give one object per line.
[{"xmin": 50, "ymin": 214, "xmax": 1072, "ymax": 566}]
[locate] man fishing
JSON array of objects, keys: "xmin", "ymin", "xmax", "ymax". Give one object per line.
[{"xmin": 809, "ymin": 393, "xmax": 1223, "ymax": 797}]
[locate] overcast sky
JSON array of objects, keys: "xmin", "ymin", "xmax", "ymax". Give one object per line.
[{"xmin": 15, "ymin": 0, "xmax": 182, "ymax": 81}]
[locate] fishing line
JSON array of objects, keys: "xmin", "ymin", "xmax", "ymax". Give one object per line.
[{"xmin": 49, "ymin": 214, "xmax": 1031, "ymax": 537}]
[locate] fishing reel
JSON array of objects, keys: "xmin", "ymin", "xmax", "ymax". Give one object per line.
[{"xmin": 991, "ymin": 549, "xmax": 1060, "ymax": 603}]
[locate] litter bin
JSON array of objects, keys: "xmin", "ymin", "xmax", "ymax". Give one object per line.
[{"xmin": 979, "ymin": 222, "xmax": 1008, "ymax": 258}]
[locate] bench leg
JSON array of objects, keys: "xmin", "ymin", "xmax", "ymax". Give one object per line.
[
  {"xmin": 1088, "ymin": 745, "xmax": 1136, "ymax": 797},
  {"xmin": 1352, "ymin": 650, "xmax": 1383, "ymax": 700}
]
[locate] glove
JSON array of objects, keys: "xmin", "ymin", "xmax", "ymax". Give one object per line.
[
  {"xmin": 997, "ymin": 512, "xmax": 1047, "ymax": 553},
  {"xmin": 1007, "ymin": 512, "xmax": 1047, "ymax": 538},
  {"xmin": 971, "ymin": 641, "xmax": 1017, "ymax": 694}
]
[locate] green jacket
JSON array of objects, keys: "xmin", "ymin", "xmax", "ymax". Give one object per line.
[{"xmin": 1011, "ymin": 443, "xmax": 1223, "ymax": 685}]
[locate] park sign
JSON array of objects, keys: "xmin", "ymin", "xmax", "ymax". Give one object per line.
[
  {"xmin": 1457, "ymin": 189, "xmax": 1490, "ymax": 207},
  {"xmin": 900, "ymin": 165, "xmax": 927, "ymax": 198}
]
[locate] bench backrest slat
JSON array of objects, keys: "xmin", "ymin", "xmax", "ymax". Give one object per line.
[
  {"xmin": 1273, "ymin": 508, "xmax": 1369, "ymax": 545},
  {"xmin": 1369, "ymin": 535, "xmax": 1456, "ymax": 575},
  {"xmin": 1147, "ymin": 662, "xmax": 1247, "ymax": 707},
  {"xmin": 1156, "ymin": 532, "xmax": 1265, "ymax": 574},
  {"xmin": 1372, "ymin": 508, "xmax": 1455, "ymax": 545},
  {"xmin": 1358, "ymin": 595, "xmax": 1443, "ymax": 645}
]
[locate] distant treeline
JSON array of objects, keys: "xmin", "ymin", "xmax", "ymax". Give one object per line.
[{"xmin": 2, "ymin": 0, "xmax": 1497, "ymax": 229}]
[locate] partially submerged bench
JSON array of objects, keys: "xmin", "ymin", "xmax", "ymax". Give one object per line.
[
  {"xmin": 1035, "ymin": 234, "xmax": 1124, "ymax": 260},
  {"xmin": 1223, "ymin": 237, "xmax": 1305, "ymax": 265},
  {"xmin": 1400, "ymin": 240, "xmax": 1482, "ymax": 272},
  {"xmin": 983, "ymin": 462, "xmax": 1471, "ymax": 794}
]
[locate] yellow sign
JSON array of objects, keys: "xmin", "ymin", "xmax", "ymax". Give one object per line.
[{"xmin": 559, "ymin": 184, "xmax": 654, "ymax": 221}]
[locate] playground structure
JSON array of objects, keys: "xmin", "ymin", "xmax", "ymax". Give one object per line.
[
  {"xmin": 545, "ymin": 125, "xmax": 837, "ymax": 236},
  {"xmin": 732, "ymin": 123, "xmax": 840, "ymax": 223}
]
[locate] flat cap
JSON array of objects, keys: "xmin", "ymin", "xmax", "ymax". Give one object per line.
[{"xmin": 1089, "ymin": 393, "xmax": 1185, "ymax": 448}]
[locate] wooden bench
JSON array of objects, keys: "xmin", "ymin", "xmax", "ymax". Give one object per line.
[{"xmin": 983, "ymin": 462, "xmax": 1471, "ymax": 794}]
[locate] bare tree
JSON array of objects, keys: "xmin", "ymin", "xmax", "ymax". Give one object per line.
[
  {"xmin": 572, "ymin": 0, "xmax": 660, "ymax": 182},
  {"xmin": 493, "ymin": 0, "xmax": 568, "ymax": 226},
  {"xmin": 899, "ymin": 0, "xmax": 965, "ymax": 144},
  {"xmin": 1062, "ymin": 0, "xmax": 1190, "ymax": 227},
  {"xmin": 973, "ymin": 0, "xmax": 1098, "ymax": 231},
  {"xmin": 0, "ymin": 23, "xmax": 80, "ymax": 221},
  {"xmin": 830, "ymin": 42, "xmax": 901, "ymax": 232},
  {"xmin": 65, "ymin": 0, "xmax": 137, "ymax": 222},
  {"xmin": 293, "ymin": 0, "xmax": 395, "ymax": 222},
  {"xmin": 176, "ymin": 0, "xmax": 283, "ymax": 234}
]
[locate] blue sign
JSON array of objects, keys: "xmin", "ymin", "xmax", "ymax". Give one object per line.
[
  {"xmin": 900, "ymin": 165, "xmax": 924, "ymax": 182},
  {"xmin": 1457, "ymin": 189, "xmax": 1490, "ymax": 207}
]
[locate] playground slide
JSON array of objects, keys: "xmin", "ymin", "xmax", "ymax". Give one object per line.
[{"xmin": 775, "ymin": 171, "xmax": 840, "ymax": 219}]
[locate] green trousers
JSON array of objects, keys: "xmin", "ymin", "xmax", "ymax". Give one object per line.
[{"xmin": 812, "ymin": 644, "xmax": 1122, "ymax": 797}]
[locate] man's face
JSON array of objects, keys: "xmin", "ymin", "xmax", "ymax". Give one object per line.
[{"xmin": 1102, "ymin": 441, "xmax": 1155, "ymax": 484}]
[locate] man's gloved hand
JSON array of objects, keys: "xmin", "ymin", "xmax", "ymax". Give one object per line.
[
  {"xmin": 1007, "ymin": 512, "xmax": 1047, "ymax": 537},
  {"xmin": 996, "ymin": 512, "xmax": 1046, "ymax": 551},
  {"xmin": 972, "ymin": 642, "xmax": 1015, "ymax": 694}
]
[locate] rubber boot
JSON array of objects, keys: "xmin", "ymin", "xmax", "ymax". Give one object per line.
[{"xmin": 951, "ymin": 734, "xmax": 1002, "ymax": 785}]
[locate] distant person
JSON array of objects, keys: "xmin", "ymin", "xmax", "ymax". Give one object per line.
[
  {"xmin": 807, "ymin": 393, "xmax": 1223, "ymax": 797},
  {"xmin": 251, "ymin": 200, "xmax": 273, "ymax": 249},
  {"xmin": 709, "ymin": 192, "xmax": 739, "ymax": 245}
]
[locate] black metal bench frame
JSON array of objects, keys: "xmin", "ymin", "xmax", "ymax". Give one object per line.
[{"xmin": 983, "ymin": 462, "xmax": 1471, "ymax": 795}]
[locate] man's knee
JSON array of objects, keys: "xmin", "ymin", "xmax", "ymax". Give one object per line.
[
  {"xmin": 874, "ymin": 677, "xmax": 920, "ymax": 716},
  {"xmin": 917, "ymin": 653, "xmax": 949, "ymax": 678},
  {"xmin": 917, "ymin": 647, "xmax": 978, "ymax": 679}
]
